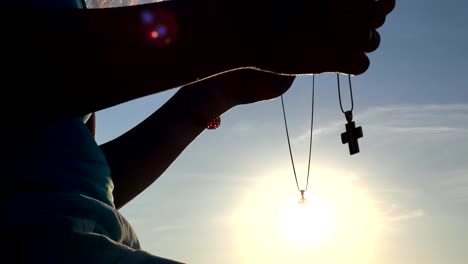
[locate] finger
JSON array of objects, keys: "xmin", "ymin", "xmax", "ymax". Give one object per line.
[
  {"xmin": 326, "ymin": 24, "xmax": 378, "ymax": 54},
  {"xmin": 307, "ymin": 51, "xmax": 370, "ymax": 76},
  {"xmin": 337, "ymin": 0, "xmax": 385, "ymax": 30},
  {"xmin": 256, "ymin": 73, "xmax": 296, "ymax": 100},
  {"xmin": 378, "ymin": 0, "xmax": 396, "ymax": 15},
  {"xmin": 234, "ymin": 70, "xmax": 295, "ymax": 91},
  {"xmin": 368, "ymin": 0, "xmax": 387, "ymax": 29},
  {"xmin": 322, "ymin": 3, "xmax": 383, "ymax": 51},
  {"xmin": 224, "ymin": 70, "xmax": 296, "ymax": 104},
  {"xmin": 336, "ymin": 53, "xmax": 370, "ymax": 76},
  {"xmin": 261, "ymin": 47, "xmax": 370, "ymax": 76},
  {"xmin": 333, "ymin": 23, "xmax": 381, "ymax": 54},
  {"xmin": 364, "ymin": 28, "xmax": 381, "ymax": 53}
]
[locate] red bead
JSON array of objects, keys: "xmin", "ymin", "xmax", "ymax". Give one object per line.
[{"xmin": 206, "ymin": 116, "xmax": 221, "ymax": 130}]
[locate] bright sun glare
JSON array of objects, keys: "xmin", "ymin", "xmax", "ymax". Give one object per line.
[
  {"xmin": 278, "ymin": 195, "xmax": 337, "ymax": 247},
  {"xmin": 231, "ymin": 166, "xmax": 383, "ymax": 264}
]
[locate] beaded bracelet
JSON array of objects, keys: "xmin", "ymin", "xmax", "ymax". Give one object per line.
[{"xmin": 205, "ymin": 116, "xmax": 221, "ymax": 130}]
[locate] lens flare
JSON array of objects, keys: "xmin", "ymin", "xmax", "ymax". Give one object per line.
[
  {"xmin": 140, "ymin": 8, "xmax": 178, "ymax": 47},
  {"xmin": 158, "ymin": 26, "xmax": 167, "ymax": 36},
  {"xmin": 150, "ymin": 30, "xmax": 159, "ymax": 39},
  {"xmin": 141, "ymin": 10, "xmax": 153, "ymax": 24}
]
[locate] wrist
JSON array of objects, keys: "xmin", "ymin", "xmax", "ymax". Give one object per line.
[{"xmin": 175, "ymin": 82, "xmax": 235, "ymax": 129}]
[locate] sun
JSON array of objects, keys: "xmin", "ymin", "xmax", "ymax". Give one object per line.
[
  {"xmin": 230, "ymin": 166, "xmax": 383, "ymax": 264},
  {"xmin": 278, "ymin": 194, "xmax": 337, "ymax": 247}
]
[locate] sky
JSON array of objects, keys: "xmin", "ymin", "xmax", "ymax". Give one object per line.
[{"xmin": 91, "ymin": 1, "xmax": 468, "ymax": 263}]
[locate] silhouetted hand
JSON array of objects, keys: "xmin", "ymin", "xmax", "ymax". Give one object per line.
[{"xmin": 179, "ymin": 0, "xmax": 396, "ymax": 76}]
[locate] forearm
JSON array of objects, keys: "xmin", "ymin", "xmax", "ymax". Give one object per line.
[
  {"xmin": 1, "ymin": 2, "xmax": 249, "ymax": 125},
  {"xmin": 1, "ymin": 0, "xmax": 392, "ymax": 126},
  {"xmin": 100, "ymin": 84, "xmax": 233, "ymax": 209}
]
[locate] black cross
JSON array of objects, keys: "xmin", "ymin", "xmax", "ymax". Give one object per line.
[{"xmin": 341, "ymin": 121, "xmax": 363, "ymax": 155}]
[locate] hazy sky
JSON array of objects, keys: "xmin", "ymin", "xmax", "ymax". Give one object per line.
[{"xmin": 93, "ymin": 1, "xmax": 468, "ymax": 263}]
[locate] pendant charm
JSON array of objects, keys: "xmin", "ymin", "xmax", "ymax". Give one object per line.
[
  {"xmin": 299, "ymin": 190, "xmax": 307, "ymax": 204},
  {"xmin": 341, "ymin": 111, "xmax": 363, "ymax": 155}
]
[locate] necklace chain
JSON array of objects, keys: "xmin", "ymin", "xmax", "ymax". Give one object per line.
[
  {"xmin": 337, "ymin": 74, "xmax": 354, "ymax": 114},
  {"xmin": 280, "ymin": 75, "xmax": 315, "ymax": 192}
]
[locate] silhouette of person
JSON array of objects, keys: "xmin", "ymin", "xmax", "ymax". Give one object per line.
[{"xmin": 1, "ymin": 0, "xmax": 395, "ymax": 262}]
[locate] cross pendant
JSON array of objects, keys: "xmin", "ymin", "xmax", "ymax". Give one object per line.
[{"xmin": 341, "ymin": 111, "xmax": 363, "ymax": 155}]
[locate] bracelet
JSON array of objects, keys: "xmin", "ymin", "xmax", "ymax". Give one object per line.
[{"xmin": 205, "ymin": 116, "xmax": 221, "ymax": 130}]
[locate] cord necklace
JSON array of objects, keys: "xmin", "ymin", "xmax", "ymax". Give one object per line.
[{"xmin": 280, "ymin": 75, "xmax": 315, "ymax": 203}]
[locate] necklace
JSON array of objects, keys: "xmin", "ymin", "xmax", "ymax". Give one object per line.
[
  {"xmin": 280, "ymin": 75, "xmax": 315, "ymax": 204},
  {"xmin": 281, "ymin": 74, "xmax": 364, "ymax": 203},
  {"xmin": 337, "ymin": 74, "xmax": 363, "ymax": 155}
]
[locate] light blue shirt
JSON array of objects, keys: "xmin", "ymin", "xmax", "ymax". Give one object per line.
[{"xmin": 0, "ymin": 117, "xmax": 183, "ymax": 263}]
